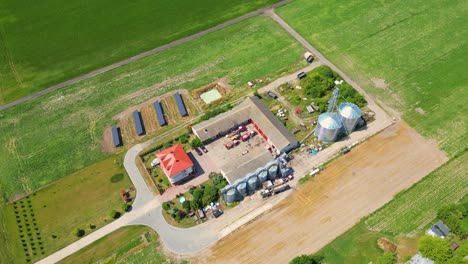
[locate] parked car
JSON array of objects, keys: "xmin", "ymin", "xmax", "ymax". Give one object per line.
[
  {"xmin": 194, "ymin": 148, "xmax": 203, "ymax": 156},
  {"xmin": 200, "ymin": 145, "xmax": 208, "ymax": 153},
  {"xmin": 297, "ymin": 71, "xmax": 307, "ymax": 79},
  {"xmin": 266, "ymin": 91, "xmax": 278, "ymax": 99}
]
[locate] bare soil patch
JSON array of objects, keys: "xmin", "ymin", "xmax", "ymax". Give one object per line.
[
  {"xmin": 377, "ymin": 238, "xmax": 397, "ymax": 252},
  {"xmin": 415, "ymin": 107, "xmax": 426, "ymax": 115},
  {"xmin": 371, "ymin": 77, "xmax": 388, "ymax": 90},
  {"xmin": 190, "ymin": 121, "xmax": 447, "ymax": 264},
  {"xmin": 191, "ymin": 79, "xmax": 231, "ymax": 108},
  {"xmin": 101, "ymin": 126, "xmax": 115, "ymax": 154}
]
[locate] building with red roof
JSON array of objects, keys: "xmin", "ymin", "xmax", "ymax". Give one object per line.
[{"xmin": 156, "ymin": 144, "xmax": 194, "ymax": 185}]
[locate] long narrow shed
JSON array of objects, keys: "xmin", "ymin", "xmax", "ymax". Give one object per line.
[
  {"xmin": 153, "ymin": 101, "xmax": 167, "ymax": 126},
  {"xmin": 174, "ymin": 92, "xmax": 188, "ymax": 117},
  {"xmin": 133, "ymin": 110, "xmax": 145, "ymax": 135},
  {"xmin": 111, "ymin": 126, "xmax": 122, "ymax": 147}
]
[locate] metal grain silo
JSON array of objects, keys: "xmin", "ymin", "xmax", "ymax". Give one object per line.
[
  {"xmin": 338, "ymin": 102, "xmax": 361, "ymax": 133},
  {"xmin": 247, "ymin": 176, "xmax": 259, "ymax": 194},
  {"xmin": 225, "ymin": 187, "xmax": 239, "ymax": 203},
  {"xmin": 268, "ymin": 163, "xmax": 279, "ymax": 180},
  {"xmin": 258, "ymin": 169, "xmax": 268, "ymax": 183},
  {"xmin": 236, "ymin": 180, "xmax": 247, "ymax": 196},
  {"xmin": 314, "ymin": 112, "xmax": 342, "ymax": 142}
]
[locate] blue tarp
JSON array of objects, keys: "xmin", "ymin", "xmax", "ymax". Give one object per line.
[
  {"xmin": 112, "ymin": 126, "xmax": 122, "ymax": 147},
  {"xmin": 174, "ymin": 92, "xmax": 188, "ymax": 117},
  {"xmin": 153, "ymin": 101, "xmax": 167, "ymax": 126},
  {"xmin": 133, "ymin": 110, "xmax": 145, "ymax": 135}
]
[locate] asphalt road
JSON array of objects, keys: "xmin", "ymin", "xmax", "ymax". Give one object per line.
[{"xmin": 0, "ymin": 0, "xmax": 292, "ymax": 111}]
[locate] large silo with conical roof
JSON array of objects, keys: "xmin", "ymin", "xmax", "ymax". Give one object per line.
[
  {"xmin": 338, "ymin": 102, "xmax": 361, "ymax": 133},
  {"xmin": 268, "ymin": 163, "xmax": 279, "ymax": 180},
  {"xmin": 315, "ymin": 112, "xmax": 342, "ymax": 142}
]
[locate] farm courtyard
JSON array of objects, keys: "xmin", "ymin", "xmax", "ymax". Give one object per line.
[{"xmin": 191, "ymin": 121, "xmax": 448, "ymax": 263}]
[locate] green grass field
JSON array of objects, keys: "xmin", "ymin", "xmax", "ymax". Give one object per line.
[
  {"xmin": 0, "ymin": 15, "xmax": 304, "ymax": 200},
  {"xmin": 277, "ymin": 0, "xmax": 467, "ymax": 157},
  {"xmin": 58, "ymin": 226, "xmax": 165, "ymax": 264},
  {"xmin": 0, "ymin": 0, "xmax": 279, "ymax": 104},
  {"xmin": 1, "ymin": 157, "xmax": 133, "ymax": 263}
]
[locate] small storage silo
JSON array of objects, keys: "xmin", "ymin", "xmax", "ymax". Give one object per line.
[
  {"xmin": 236, "ymin": 181, "xmax": 247, "ymax": 196},
  {"xmin": 338, "ymin": 102, "xmax": 361, "ymax": 133},
  {"xmin": 258, "ymin": 170, "xmax": 268, "ymax": 183},
  {"xmin": 315, "ymin": 112, "xmax": 342, "ymax": 142},
  {"xmin": 247, "ymin": 176, "xmax": 259, "ymax": 194},
  {"xmin": 268, "ymin": 163, "xmax": 279, "ymax": 180},
  {"xmin": 225, "ymin": 187, "xmax": 238, "ymax": 203}
]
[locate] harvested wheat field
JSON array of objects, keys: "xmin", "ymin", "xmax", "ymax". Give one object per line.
[{"xmin": 191, "ymin": 121, "xmax": 447, "ymax": 264}]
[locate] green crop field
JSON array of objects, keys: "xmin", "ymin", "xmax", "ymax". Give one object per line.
[
  {"xmin": 0, "ymin": 15, "xmax": 304, "ymax": 200},
  {"xmin": 277, "ymin": 0, "xmax": 467, "ymax": 157},
  {"xmin": 1, "ymin": 157, "xmax": 133, "ymax": 263},
  {"xmin": 0, "ymin": 0, "xmax": 279, "ymax": 104}
]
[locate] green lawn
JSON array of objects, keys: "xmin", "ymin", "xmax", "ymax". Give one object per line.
[
  {"xmin": 0, "ymin": 0, "xmax": 279, "ymax": 104},
  {"xmin": 277, "ymin": 0, "xmax": 467, "ymax": 157},
  {"xmin": 0, "ymin": 15, "xmax": 304, "ymax": 200},
  {"xmin": 59, "ymin": 226, "xmax": 160, "ymax": 264},
  {"xmin": 1, "ymin": 157, "xmax": 133, "ymax": 263}
]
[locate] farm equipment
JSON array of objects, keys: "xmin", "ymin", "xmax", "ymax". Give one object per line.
[{"xmin": 304, "ymin": 51, "xmax": 314, "ymax": 63}]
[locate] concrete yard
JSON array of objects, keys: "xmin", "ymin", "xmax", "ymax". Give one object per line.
[
  {"xmin": 204, "ymin": 124, "xmax": 276, "ymax": 184},
  {"xmin": 190, "ymin": 121, "xmax": 447, "ymax": 264}
]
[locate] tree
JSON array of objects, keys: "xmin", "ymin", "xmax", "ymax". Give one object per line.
[
  {"xmin": 290, "ymin": 254, "xmax": 324, "ymax": 264},
  {"xmin": 109, "ymin": 210, "xmax": 120, "ymax": 219},
  {"xmin": 190, "ymin": 138, "xmax": 202, "ymax": 148},
  {"xmin": 419, "ymin": 236, "xmax": 452, "ymax": 262},
  {"xmin": 191, "ymin": 188, "xmax": 204, "ymax": 209},
  {"xmin": 438, "ymin": 203, "xmax": 467, "ymax": 236},
  {"xmin": 202, "ymin": 185, "xmax": 219, "ymax": 206},
  {"xmin": 121, "ymin": 203, "xmax": 131, "ymax": 212},
  {"xmin": 209, "ymin": 172, "xmax": 228, "ymax": 189},
  {"xmin": 182, "ymin": 200, "xmax": 190, "ymax": 210},
  {"xmin": 72, "ymin": 228, "xmax": 84, "ymax": 237}
]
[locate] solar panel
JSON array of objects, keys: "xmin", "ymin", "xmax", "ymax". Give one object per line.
[
  {"xmin": 174, "ymin": 92, "xmax": 188, "ymax": 117},
  {"xmin": 133, "ymin": 110, "xmax": 145, "ymax": 135},
  {"xmin": 111, "ymin": 126, "xmax": 122, "ymax": 147},
  {"xmin": 153, "ymin": 101, "xmax": 167, "ymax": 126}
]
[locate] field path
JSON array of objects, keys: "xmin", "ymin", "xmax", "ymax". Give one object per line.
[{"xmin": 0, "ymin": 0, "xmax": 292, "ymax": 111}]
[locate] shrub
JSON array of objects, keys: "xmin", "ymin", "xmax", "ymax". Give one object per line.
[
  {"xmin": 290, "ymin": 254, "xmax": 324, "ymax": 264},
  {"xmin": 375, "ymin": 252, "xmax": 396, "ymax": 264},
  {"xmin": 182, "ymin": 200, "xmax": 190, "ymax": 210},
  {"xmin": 202, "ymin": 185, "xmax": 219, "ymax": 207},
  {"xmin": 178, "ymin": 134, "xmax": 189, "ymax": 144},
  {"xmin": 72, "ymin": 228, "xmax": 84, "ymax": 237},
  {"xmin": 191, "ymin": 189, "xmax": 204, "ymax": 209},
  {"xmin": 190, "ymin": 138, "xmax": 202, "ymax": 148},
  {"xmin": 109, "ymin": 210, "xmax": 120, "ymax": 219},
  {"xmin": 176, "ymin": 210, "xmax": 186, "ymax": 220},
  {"xmin": 162, "ymin": 202, "xmax": 171, "ymax": 211},
  {"xmin": 437, "ymin": 203, "xmax": 467, "ymax": 236},
  {"xmin": 157, "ymin": 178, "xmax": 163, "ymax": 183}
]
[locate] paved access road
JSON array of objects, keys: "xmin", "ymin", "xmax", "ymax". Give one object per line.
[{"xmin": 0, "ymin": 0, "xmax": 292, "ymax": 111}]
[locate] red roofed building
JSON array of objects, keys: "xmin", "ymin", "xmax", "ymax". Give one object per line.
[{"xmin": 156, "ymin": 144, "xmax": 194, "ymax": 185}]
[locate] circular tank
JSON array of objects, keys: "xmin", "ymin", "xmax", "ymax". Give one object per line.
[
  {"xmin": 236, "ymin": 181, "xmax": 247, "ymax": 196},
  {"xmin": 258, "ymin": 170, "xmax": 268, "ymax": 183},
  {"xmin": 314, "ymin": 112, "xmax": 342, "ymax": 142},
  {"xmin": 247, "ymin": 176, "xmax": 259, "ymax": 194},
  {"xmin": 338, "ymin": 102, "xmax": 361, "ymax": 133},
  {"xmin": 268, "ymin": 164, "xmax": 279, "ymax": 180},
  {"xmin": 225, "ymin": 188, "xmax": 238, "ymax": 203}
]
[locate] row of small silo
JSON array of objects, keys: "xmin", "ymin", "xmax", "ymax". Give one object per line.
[
  {"xmin": 222, "ymin": 162, "xmax": 280, "ymax": 203},
  {"xmin": 314, "ymin": 102, "xmax": 361, "ymax": 142}
]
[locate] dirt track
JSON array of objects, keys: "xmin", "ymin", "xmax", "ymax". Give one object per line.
[{"xmin": 191, "ymin": 121, "xmax": 447, "ymax": 264}]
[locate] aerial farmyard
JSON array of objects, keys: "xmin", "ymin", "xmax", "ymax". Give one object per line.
[{"xmin": 0, "ymin": 0, "xmax": 466, "ymax": 263}]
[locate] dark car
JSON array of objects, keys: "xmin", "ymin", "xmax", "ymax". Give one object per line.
[
  {"xmin": 297, "ymin": 71, "xmax": 307, "ymax": 79},
  {"xmin": 200, "ymin": 145, "xmax": 208, "ymax": 153},
  {"xmin": 194, "ymin": 148, "xmax": 203, "ymax": 156},
  {"xmin": 212, "ymin": 209, "xmax": 223, "ymax": 218}
]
